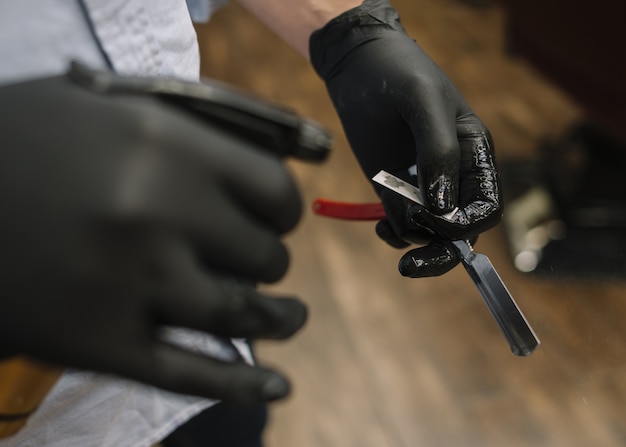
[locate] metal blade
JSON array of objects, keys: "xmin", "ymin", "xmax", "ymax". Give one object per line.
[
  {"xmin": 369, "ymin": 170, "xmax": 540, "ymax": 356},
  {"xmin": 452, "ymin": 240, "xmax": 540, "ymax": 356}
]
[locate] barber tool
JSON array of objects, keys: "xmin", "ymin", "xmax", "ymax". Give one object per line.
[
  {"xmin": 68, "ymin": 61, "xmax": 332, "ymax": 162},
  {"xmin": 313, "ymin": 170, "xmax": 540, "ymax": 356}
]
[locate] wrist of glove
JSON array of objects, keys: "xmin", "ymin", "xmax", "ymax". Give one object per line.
[
  {"xmin": 309, "ymin": 0, "xmax": 418, "ymax": 182},
  {"xmin": 310, "ymin": 0, "xmax": 407, "ymax": 79}
]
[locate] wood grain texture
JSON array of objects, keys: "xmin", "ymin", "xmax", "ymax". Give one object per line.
[{"xmin": 194, "ymin": 2, "xmax": 626, "ymax": 446}]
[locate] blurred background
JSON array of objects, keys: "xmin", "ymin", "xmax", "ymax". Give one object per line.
[{"xmin": 195, "ymin": 1, "xmax": 626, "ymax": 446}]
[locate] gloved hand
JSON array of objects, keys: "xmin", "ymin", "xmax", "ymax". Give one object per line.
[
  {"xmin": 310, "ymin": 0, "xmax": 501, "ymax": 277},
  {"xmin": 0, "ymin": 74, "xmax": 306, "ymax": 404}
]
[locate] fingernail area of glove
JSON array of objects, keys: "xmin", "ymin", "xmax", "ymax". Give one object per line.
[
  {"xmin": 261, "ymin": 374, "xmax": 290, "ymax": 401},
  {"xmin": 265, "ymin": 298, "xmax": 308, "ymax": 339},
  {"xmin": 398, "ymin": 255, "xmax": 424, "ymax": 278},
  {"xmin": 398, "ymin": 244, "xmax": 458, "ymax": 278}
]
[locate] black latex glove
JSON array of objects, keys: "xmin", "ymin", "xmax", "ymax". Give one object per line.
[
  {"xmin": 310, "ymin": 0, "xmax": 501, "ymax": 277},
  {"xmin": 0, "ymin": 75, "xmax": 307, "ymax": 405}
]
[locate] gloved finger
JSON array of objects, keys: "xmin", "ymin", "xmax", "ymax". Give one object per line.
[
  {"xmin": 149, "ymin": 236, "xmax": 307, "ymax": 340},
  {"xmin": 408, "ymin": 117, "xmax": 501, "ymax": 240},
  {"xmin": 397, "ymin": 238, "xmax": 460, "ymax": 278},
  {"xmin": 221, "ymin": 148, "xmax": 303, "ymax": 234},
  {"xmin": 456, "ymin": 114, "xmax": 502, "ymax": 234},
  {"xmin": 119, "ymin": 341, "xmax": 292, "ymax": 404},
  {"xmin": 378, "ymin": 188, "xmax": 435, "ymax": 246},
  {"xmin": 375, "ymin": 220, "xmax": 410, "ymax": 249},
  {"xmin": 190, "ymin": 123, "xmax": 303, "ymax": 234},
  {"xmin": 192, "ymin": 202, "xmax": 292, "ymax": 284},
  {"xmin": 405, "ymin": 79, "xmax": 464, "ymax": 214}
]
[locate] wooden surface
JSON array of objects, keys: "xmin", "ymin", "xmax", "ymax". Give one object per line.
[{"xmin": 195, "ymin": 2, "xmax": 626, "ymax": 446}]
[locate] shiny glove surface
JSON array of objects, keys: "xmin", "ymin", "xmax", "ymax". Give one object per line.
[
  {"xmin": 310, "ymin": 0, "xmax": 501, "ymax": 277},
  {"xmin": 0, "ymin": 75, "xmax": 306, "ymax": 404}
]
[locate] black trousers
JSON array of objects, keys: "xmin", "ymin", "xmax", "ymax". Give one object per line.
[{"xmin": 161, "ymin": 402, "xmax": 268, "ymax": 447}]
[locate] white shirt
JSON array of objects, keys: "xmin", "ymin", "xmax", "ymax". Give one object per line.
[
  {"xmin": 0, "ymin": 0, "xmax": 228, "ymax": 84},
  {"xmin": 0, "ymin": 1, "xmax": 256, "ymax": 447}
]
